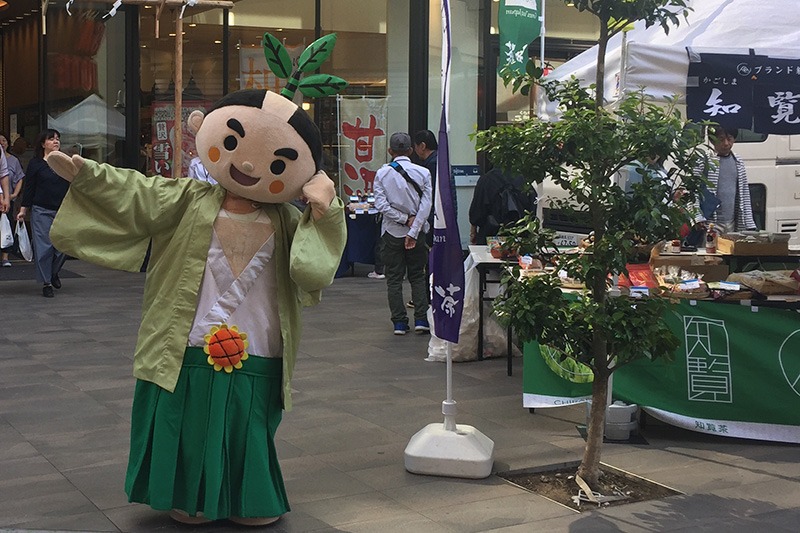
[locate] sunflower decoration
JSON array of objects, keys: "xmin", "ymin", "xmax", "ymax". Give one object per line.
[{"xmin": 204, "ymin": 324, "xmax": 249, "ymax": 373}]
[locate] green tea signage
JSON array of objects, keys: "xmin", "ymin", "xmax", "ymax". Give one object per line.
[
  {"xmin": 498, "ymin": 0, "xmax": 541, "ymax": 75},
  {"xmin": 524, "ymin": 300, "xmax": 800, "ymax": 443}
]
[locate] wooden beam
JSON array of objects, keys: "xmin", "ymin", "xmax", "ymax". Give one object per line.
[
  {"xmin": 91, "ymin": 0, "xmax": 234, "ymax": 7},
  {"xmin": 173, "ymin": 13, "xmax": 183, "ymax": 178}
]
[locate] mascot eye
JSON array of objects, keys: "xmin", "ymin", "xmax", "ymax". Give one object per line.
[
  {"xmin": 224, "ymin": 135, "xmax": 238, "ymax": 151},
  {"xmin": 270, "ymin": 160, "xmax": 286, "ymax": 175}
]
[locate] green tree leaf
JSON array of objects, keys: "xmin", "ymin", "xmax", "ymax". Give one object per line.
[
  {"xmin": 298, "ymin": 74, "xmax": 349, "ymax": 97},
  {"xmin": 297, "ymin": 33, "xmax": 338, "ymax": 73},
  {"xmin": 262, "ymin": 32, "xmax": 292, "ymax": 79}
]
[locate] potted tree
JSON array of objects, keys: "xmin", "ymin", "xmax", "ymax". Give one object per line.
[{"xmin": 474, "ymin": 0, "xmax": 708, "ymax": 490}]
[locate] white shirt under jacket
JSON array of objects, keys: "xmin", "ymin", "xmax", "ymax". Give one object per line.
[{"xmin": 188, "ymin": 209, "xmax": 282, "ymax": 358}]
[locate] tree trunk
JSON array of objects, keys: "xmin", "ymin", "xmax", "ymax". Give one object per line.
[
  {"xmin": 577, "ymin": 366, "xmax": 609, "ymax": 488},
  {"xmin": 595, "ymin": 17, "xmax": 610, "ymax": 110}
]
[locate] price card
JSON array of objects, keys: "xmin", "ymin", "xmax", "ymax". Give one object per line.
[
  {"xmin": 680, "ymin": 279, "xmax": 701, "ymax": 290},
  {"xmin": 719, "ymin": 281, "xmax": 740, "ymax": 291},
  {"xmin": 629, "ymin": 286, "xmax": 650, "ymax": 298}
]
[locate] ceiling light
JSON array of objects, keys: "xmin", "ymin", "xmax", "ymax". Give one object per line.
[{"xmin": 214, "ymin": 40, "xmax": 221, "ymax": 44}]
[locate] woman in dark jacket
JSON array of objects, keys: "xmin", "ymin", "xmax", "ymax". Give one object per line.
[{"xmin": 16, "ymin": 129, "xmax": 70, "ymax": 298}]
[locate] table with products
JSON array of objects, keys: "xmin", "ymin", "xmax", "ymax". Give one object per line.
[
  {"xmin": 468, "ymin": 245, "xmax": 515, "ymax": 374},
  {"xmin": 522, "ymin": 297, "xmax": 800, "ymax": 443},
  {"xmin": 336, "ymin": 197, "xmax": 380, "ymax": 278}
]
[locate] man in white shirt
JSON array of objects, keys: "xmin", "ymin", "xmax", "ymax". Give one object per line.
[
  {"xmin": 188, "ymin": 155, "xmax": 218, "ymax": 185},
  {"xmin": 373, "ymin": 132, "xmax": 433, "ymax": 335}
]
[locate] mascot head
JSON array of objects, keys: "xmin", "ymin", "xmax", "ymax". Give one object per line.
[{"xmin": 188, "ymin": 89, "xmax": 322, "ymax": 204}]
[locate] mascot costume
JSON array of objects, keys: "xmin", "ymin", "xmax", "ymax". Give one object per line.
[{"xmin": 48, "ymin": 34, "xmax": 348, "ymax": 526}]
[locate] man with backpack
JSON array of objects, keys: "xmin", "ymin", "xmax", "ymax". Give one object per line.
[
  {"xmin": 469, "ymin": 166, "xmax": 536, "ymax": 244},
  {"xmin": 373, "ymin": 132, "xmax": 433, "ymax": 335}
]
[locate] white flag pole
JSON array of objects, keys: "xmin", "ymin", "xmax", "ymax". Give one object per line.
[
  {"xmin": 540, "ymin": 0, "xmax": 546, "ymax": 69},
  {"xmin": 403, "ymin": 0, "xmax": 494, "ymax": 479}
]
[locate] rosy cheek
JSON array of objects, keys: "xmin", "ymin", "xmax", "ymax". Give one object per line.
[
  {"xmin": 208, "ymin": 147, "xmax": 221, "ymax": 163},
  {"xmin": 269, "ymin": 180, "xmax": 285, "ymax": 194}
]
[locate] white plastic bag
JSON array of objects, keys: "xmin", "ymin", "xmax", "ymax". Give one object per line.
[
  {"xmin": 426, "ymin": 255, "xmax": 521, "ymax": 362},
  {"xmin": 0, "ymin": 213, "xmax": 13, "ymax": 249},
  {"xmin": 15, "ymin": 220, "xmax": 33, "ymax": 261}
]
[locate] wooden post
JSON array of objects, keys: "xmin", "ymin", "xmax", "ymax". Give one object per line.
[{"xmin": 174, "ymin": 11, "xmax": 183, "ymax": 178}]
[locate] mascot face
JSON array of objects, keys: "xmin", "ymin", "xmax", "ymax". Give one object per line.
[{"xmin": 189, "ymin": 90, "xmax": 321, "ymax": 204}]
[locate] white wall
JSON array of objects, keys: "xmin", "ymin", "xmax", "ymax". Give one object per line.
[{"xmin": 428, "ymin": 0, "xmax": 481, "ymax": 246}]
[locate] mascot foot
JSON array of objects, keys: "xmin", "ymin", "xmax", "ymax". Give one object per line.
[
  {"xmin": 169, "ymin": 509, "xmax": 212, "ymax": 524},
  {"xmin": 229, "ymin": 515, "xmax": 282, "ymax": 526}
]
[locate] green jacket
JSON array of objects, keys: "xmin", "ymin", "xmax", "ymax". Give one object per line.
[{"xmin": 51, "ymin": 160, "xmax": 346, "ymax": 411}]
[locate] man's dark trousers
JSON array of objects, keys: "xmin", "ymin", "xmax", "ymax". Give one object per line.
[{"xmin": 382, "ymin": 232, "xmax": 429, "ymax": 325}]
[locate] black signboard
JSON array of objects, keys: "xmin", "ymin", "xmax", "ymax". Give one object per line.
[{"xmin": 686, "ymin": 53, "xmax": 800, "ymax": 134}]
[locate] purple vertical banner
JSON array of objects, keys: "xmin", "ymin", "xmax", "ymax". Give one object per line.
[{"xmin": 431, "ymin": 0, "xmax": 465, "ymax": 344}]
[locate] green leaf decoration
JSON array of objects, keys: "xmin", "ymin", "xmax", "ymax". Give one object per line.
[
  {"xmin": 297, "ymin": 33, "xmax": 337, "ymax": 73},
  {"xmin": 262, "ymin": 33, "xmax": 292, "ymax": 79},
  {"xmin": 298, "ymin": 74, "xmax": 349, "ymax": 97}
]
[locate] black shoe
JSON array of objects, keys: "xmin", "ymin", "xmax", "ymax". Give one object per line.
[
  {"xmin": 42, "ymin": 285, "xmax": 54, "ymax": 298},
  {"xmin": 51, "ymin": 275, "xmax": 61, "ymax": 289}
]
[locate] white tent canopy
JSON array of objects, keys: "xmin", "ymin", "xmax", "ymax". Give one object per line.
[
  {"xmin": 48, "ymin": 94, "xmax": 125, "ymax": 149},
  {"xmin": 538, "ymin": 0, "xmax": 800, "ymax": 119}
]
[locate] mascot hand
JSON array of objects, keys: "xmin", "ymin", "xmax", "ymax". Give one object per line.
[
  {"xmin": 302, "ymin": 170, "xmax": 336, "ymax": 221},
  {"xmin": 46, "ymin": 151, "xmax": 85, "ymax": 183}
]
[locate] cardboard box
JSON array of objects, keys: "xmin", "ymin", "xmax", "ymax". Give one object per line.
[
  {"xmin": 651, "ymin": 255, "xmax": 730, "ymax": 282},
  {"xmin": 717, "ymin": 236, "xmax": 789, "ymax": 256}
]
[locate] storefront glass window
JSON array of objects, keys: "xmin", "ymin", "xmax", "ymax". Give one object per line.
[
  {"xmin": 139, "ymin": 4, "xmax": 223, "ymax": 176},
  {"xmin": 45, "ymin": 3, "xmax": 127, "ymax": 164}
]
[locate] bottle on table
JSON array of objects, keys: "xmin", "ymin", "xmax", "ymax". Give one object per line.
[{"xmin": 705, "ymin": 223, "xmax": 717, "ymax": 254}]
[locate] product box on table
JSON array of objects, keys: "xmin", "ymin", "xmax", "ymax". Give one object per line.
[
  {"xmin": 650, "ymin": 255, "xmax": 729, "ymax": 282},
  {"xmin": 717, "ymin": 235, "xmax": 789, "ymax": 256}
]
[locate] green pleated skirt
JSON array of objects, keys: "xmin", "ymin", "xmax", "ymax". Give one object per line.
[{"xmin": 124, "ymin": 347, "xmax": 289, "ymax": 520}]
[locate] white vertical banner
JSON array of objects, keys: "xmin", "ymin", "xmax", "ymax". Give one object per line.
[{"xmin": 337, "ymin": 96, "xmax": 389, "ymax": 197}]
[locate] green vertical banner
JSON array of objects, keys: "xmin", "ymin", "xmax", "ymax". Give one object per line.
[
  {"xmin": 523, "ymin": 300, "xmax": 800, "ymax": 444},
  {"xmin": 498, "ymin": 0, "xmax": 542, "ymax": 75}
]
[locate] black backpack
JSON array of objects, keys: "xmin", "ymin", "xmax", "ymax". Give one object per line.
[{"xmin": 484, "ymin": 181, "xmax": 536, "ymax": 235}]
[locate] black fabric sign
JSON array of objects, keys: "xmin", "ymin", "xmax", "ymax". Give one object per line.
[
  {"xmin": 753, "ymin": 84, "xmax": 800, "ymax": 134},
  {"xmin": 686, "ymin": 53, "xmax": 800, "ymax": 134}
]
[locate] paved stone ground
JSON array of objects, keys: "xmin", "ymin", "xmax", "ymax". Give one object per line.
[{"xmin": 1, "ymin": 259, "xmax": 799, "ymax": 532}]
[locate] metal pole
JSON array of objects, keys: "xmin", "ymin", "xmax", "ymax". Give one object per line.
[
  {"xmin": 539, "ymin": 0, "xmax": 546, "ymax": 69},
  {"xmin": 442, "ymin": 341, "xmax": 457, "ymax": 431}
]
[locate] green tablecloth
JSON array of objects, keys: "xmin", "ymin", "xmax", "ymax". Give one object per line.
[{"xmin": 523, "ymin": 300, "xmax": 800, "ymax": 443}]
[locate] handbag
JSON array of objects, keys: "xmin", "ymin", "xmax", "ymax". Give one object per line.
[
  {"xmin": 15, "ymin": 220, "xmax": 33, "ymax": 261},
  {"xmin": 0, "ymin": 213, "xmax": 13, "ymax": 249}
]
